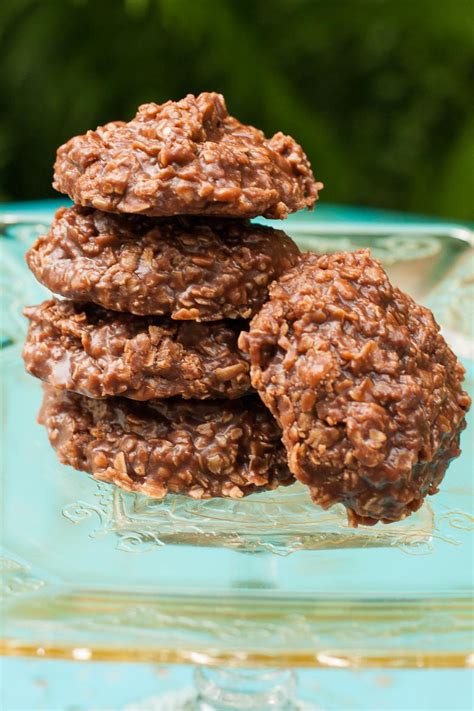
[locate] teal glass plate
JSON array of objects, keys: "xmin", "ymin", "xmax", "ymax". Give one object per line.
[{"xmin": 1, "ymin": 217, "xmax": 473, "ymax": 668}]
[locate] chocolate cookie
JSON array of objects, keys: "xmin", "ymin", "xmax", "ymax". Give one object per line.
[
  {"xmin": 53, "ymin": 92, "xmax": 321, "ymax": 219},
  {"xmin": 239, "ymin": 250, "xmax": 471, "ymax": 526},
  {"xmin": 26, "ymin": 206, "xmax": 301, "ymax": 320},
  {"xmin": 24, "ymin": 300, "xmax": 251, "ymax": 400},
  {"xmin": 39, "ymin": 385, "xmax": 293, "ymax": 499}
]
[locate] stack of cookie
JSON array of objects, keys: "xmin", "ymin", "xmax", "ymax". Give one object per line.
[
  {"xmin": 23, "ymin": 92, "xmax": 321, "ymax": 501},
  {"xmin": 23, "ymin": 92, "xmax": 470, "ymax": 525}
]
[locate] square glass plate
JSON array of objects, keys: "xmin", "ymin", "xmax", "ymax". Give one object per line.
[{"xmin": 1, "ymin": 217, "xmax": 473, "ymax": 668}]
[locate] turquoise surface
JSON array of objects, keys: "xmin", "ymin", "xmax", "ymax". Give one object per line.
[
  {"xmin": 1, "ymin": 658, "xmax": 473, "ymax": 710},
  {"xmin": 1, "ymin": 201, "xmax": 473, "ymax": 711}
]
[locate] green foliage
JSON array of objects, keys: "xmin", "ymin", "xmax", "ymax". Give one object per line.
[{"xmin": 1, "ymin": 0, "xmax": 473, "ymax": 218}]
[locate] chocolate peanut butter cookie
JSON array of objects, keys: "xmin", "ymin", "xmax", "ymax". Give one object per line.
[
  {"xmin": 26, "ymin": 206, "xmax": 300, "ymax": 320},
  {"xmin": 24, "ymin": 300, "xmax": 251, "ymax": 400},
  {"xmin": 39, "ymin": 385, "xmax": 293, "ymax": 499},
  {"xmin": 239, "ymin": 250, "xmax": 471, "ymax": 526},
  {"xmin": 53, "ymin": 92, "xmax": 321, "ymax": 219}
]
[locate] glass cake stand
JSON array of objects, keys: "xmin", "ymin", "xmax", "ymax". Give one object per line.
[{"xmin": 1, "ymin": 214, "xmax": 473, "ymax": 710}]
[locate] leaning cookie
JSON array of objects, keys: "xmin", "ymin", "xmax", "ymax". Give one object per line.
[
  {"xmin": 39, "ymin": 385, "xmax": 294, "ymax": 499},
  {"xmin": 53, "ymin": 92, "xmax": 321, "ymax": 219},
  {"xmin": 239, "ymin": 250, "xmax": 471, "ymax": 526},
  {"xmin": 26, "ymin": 206, "xmax": 301, "ymax": 320},
  {"xmin": 24, "ymin": 300, "xmax": 251, "ymax": 400}
]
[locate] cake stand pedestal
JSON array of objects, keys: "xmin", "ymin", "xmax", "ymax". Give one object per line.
[{"xmin": 126, "ymin": 667, "xmax": 314, "ymax": 710}]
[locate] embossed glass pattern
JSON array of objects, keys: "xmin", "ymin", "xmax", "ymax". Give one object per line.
[{"xmin": 1, "ymin": 218, "xmax": 473, "ymax": 668}]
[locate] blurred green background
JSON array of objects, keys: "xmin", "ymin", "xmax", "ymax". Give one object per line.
[{"xmin": 1, "ymin": 0, "xmax": 473, "ymax": 218}]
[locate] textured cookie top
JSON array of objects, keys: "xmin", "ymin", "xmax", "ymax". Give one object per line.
[
  {"xmin": 53, "ymin": 93, "xmax": 321, "ymax": 219},
  {"xmin": 39, "ymin": 385, "xmax": 293, "ymax": 499},
  {"xmin": 239, "ymin": 250, "xmax": 471, "ymax": 525},
  {"xmin": 24, "ymin": 299, "xmax": 251, "ymax": 401},
  {"xmin": 26, "ymin": 206, "xmax": 300, "ymax": 320}
]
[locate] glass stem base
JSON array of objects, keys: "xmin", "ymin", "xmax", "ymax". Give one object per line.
[{"xmin": 193, "ymin": 666, "xmax": 297, "ymax": 710}]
